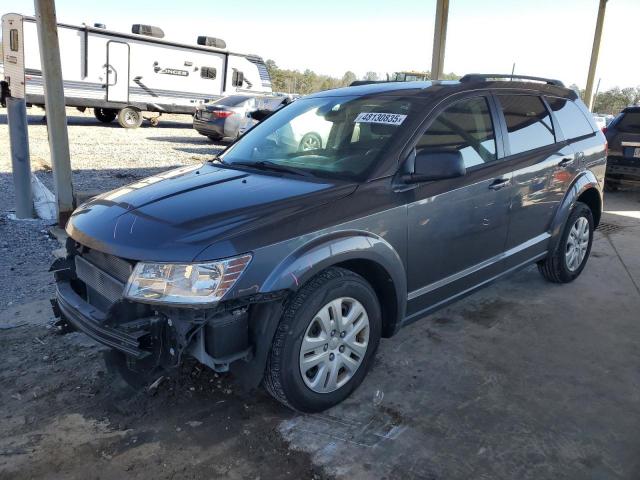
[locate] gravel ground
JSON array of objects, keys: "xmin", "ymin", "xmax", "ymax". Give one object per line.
[
  {"xmin": 0, "ymin": 106, "xmax": 223, "ymax": 310},
  {"xmin": 0, "ymin": 107, "xmax": 326, "ymax": 480}
]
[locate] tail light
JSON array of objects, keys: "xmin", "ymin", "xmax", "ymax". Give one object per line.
[
  {"xmin": 601, "ymin": 126, "xmax": 607, "ymax": 135},
  {"xmin": 211, "ymin": 110, "xmax": 233, "ymax": 119}
]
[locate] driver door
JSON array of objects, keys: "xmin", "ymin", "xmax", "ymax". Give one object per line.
[{"xmin": 406, "ymin": 95, "xmax": 513, "ymax": 316}]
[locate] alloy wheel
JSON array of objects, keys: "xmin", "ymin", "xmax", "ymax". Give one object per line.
[
  {"xmin": 565, "ymin": 216, "xmax": 590, "ymax": 272},
  {"xmin": 299, "ymin": 297, "xmax": 370, "ymax": 393}
]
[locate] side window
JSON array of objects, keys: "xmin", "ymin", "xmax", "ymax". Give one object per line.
[
  {"xmin": 200, "ymin": 66, "xmax": 217, "ymax": 80},
  {"xmin": 498, "ymin": 95, "xmax": 555, "ymax": 155},
  {"xmin": 232, "ymin": 70, "xmax": 244, "ymax": 87},
  {"xmin": 546, "ymin": 97, "xmax": 594, "ymax": 139},
  {"xmin": 416, "ymin": 97, "xmax": 497, "ymax": 169}
]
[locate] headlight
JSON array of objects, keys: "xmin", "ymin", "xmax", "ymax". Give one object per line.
[{"xmin": 124, "ymin": 254, "xmax": 252, "ymax": 305}]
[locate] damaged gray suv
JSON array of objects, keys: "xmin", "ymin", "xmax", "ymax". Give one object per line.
[{"xmin": 52, "ymin": 74, "xmax": 606, "ymax": 412}]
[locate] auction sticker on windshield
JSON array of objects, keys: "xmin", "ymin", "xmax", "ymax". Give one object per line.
[{"xmin": 355, "ymin": 112, "xmax": 407, "ymax": 125}]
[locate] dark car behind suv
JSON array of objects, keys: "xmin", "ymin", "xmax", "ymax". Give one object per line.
[
  {"xmin": 604, "ymin": 106, "xmax": 640, "ymax": 189},
  {"xmin": 52, "ymin": 74, "xmax": 606, "ymax": 412}
]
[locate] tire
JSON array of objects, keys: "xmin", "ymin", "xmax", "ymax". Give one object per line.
[
  {"xmin": 207, "ymin": 135, "xmax": 222, "ymax": 142},
  {"xmin": 538, "ymin": 201, "xmax": 594, "ymax": 283},
  {"xmin": 117, "ymin": 107, "xmax": 143, "ymax": 129},
  {"xmin": 264, "ymin": 267, "xmax": 382, "ymax": 412},
  {"xmin": 298, "ymin": 132, "xmax": 322, "ymax": 151},
  {"xmin": 93, "ymin": 107, "xmax": 117, "ymax": 123}
]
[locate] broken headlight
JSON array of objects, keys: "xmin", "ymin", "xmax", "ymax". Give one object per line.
[{"xmin": 124, "ymin": 254, "xmax": 252, "ymax": 305}]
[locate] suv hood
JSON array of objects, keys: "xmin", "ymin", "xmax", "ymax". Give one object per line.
[{"xmin": 67, "ymin": 164, "xmax": 357, "ymax": 261}]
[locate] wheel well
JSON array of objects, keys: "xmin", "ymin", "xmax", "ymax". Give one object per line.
[
  {"xmin": 334, "ymin": 259, "xmax": 398, "ymax": 338},
  {"xmin": 577, "ymin": 188, "xmax": 602, "ymax": 227}
]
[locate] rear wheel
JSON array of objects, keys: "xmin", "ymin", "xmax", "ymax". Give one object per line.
[
  {"xmin": 93, "ymin": 107, "xmax": 117, "ymax": 123},
  {"xmin": 264, "ymin": 267, "xmax": 381, "ymax": 412},
  {"xmin": 117, "ymin": 107, "xmax": 143, "ymax": 129},
  {"xmin": 538, "ymin": 202, "xmax": 594, "ymax": 283}
]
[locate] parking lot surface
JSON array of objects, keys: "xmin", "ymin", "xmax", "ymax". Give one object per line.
[{"xmin": 1, "ymin": 109, "xmax": 639, "ymax": 479}]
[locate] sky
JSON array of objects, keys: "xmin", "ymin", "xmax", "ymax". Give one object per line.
[{"xmin": 6, "ymin": 0, "xmax": 640, "ymax": 90}]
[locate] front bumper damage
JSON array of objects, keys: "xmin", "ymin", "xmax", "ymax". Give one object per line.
[{"xmin": 51, "ymin": 242, "xmax": 286, "ymax": 386}]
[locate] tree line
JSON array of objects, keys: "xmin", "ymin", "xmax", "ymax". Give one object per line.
[
  {"xmin": 265, "ymin": 60, "xmax": 639, "ymax": 115},
  {"xmin": 264, "ymin": 60, "xmax": 458, "ymax": 95}
]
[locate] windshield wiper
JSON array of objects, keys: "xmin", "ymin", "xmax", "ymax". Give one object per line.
[{"xmin": 230, "ymin": 160, "xmax": 314, "ymax": 177}]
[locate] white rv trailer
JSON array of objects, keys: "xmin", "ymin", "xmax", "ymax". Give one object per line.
[{"xmin": 0, "ymin": 13, "xmax": 272, "ymax": 128}]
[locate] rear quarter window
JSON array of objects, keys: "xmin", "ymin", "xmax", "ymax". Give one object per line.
[
  {"xmin": 546, "ymin": 97, "xmax": 594, "ymax": 139},
  {"xmin": 498, "ymin": 95, "xmax": 555, "ymax": 155}
]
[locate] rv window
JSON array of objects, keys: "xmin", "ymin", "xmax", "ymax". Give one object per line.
[
  {"xmin": 232, "ymin": 70, "xmax": 244, "ymax": 87},
  {"xmin": 201, "ymin": 67, "xmax": 217, "ymax": 80},
  {"xmin": 10, "ymin": 29, "xmax": 19, "ymax": 52}
]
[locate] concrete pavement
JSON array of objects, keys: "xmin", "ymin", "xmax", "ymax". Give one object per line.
[{"xmin": 282, "ymin": 189, "xmax": 640, "ymax": 480}]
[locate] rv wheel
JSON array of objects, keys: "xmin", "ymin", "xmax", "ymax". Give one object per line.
[
  {"xmin": 93, "ymin": 107, "xmax": 117, "ymax": 123},
  {"xmin": 117, "ymin": 107, "xmax": 143, "ymax": 129}
]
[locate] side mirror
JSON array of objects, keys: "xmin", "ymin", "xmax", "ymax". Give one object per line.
[
  {"xmin": 249, "ymin": 109, "xmax": 272, "ymax": 121},
  {"xmin": 403, "ymin": 150, "xmax": 466, "ymax": 183}
]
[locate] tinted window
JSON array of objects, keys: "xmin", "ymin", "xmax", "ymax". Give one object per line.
[
  {"xmin": 546, "ymin": 97, "xmax": 594, "ymax": 139},
  {"xmin": 201, "ymin": 66, "xmax": 217, "ymax": 80},
  {"xmin": 213, "ymin": 95, "xmax": 252, "ymax": 107},
  {"xmin": 616, "ymin": 111, "xmax": 640, "ymax": 133},
  {"xmin": 416, "ymin": 97, "xmax": 497, "ymax": 169},
  {"xmin": 498, "ymin": 95, "xmax": 555, "ymax": 154}
]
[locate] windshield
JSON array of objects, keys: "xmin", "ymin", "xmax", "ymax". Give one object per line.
[{"xmin": 219, "ymin": 95, "xmax": 416, "ymax": 180}]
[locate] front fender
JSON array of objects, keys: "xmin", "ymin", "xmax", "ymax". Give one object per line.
[
  {"xmin": 548, "ymin": 170, "xmax": 602, "ymax": 252},
  {"xmin": 260, "ymin": 230, "xmax": 407, "ymax": 326}
]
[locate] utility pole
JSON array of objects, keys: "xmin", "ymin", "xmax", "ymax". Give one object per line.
[
  {"xmin": 584, "ymin": 0, "xmax": 608, "ymax": 112},
  {"xmin": 3, "ymin": 14, "xmax": 34, "ymax": 218},
  {"xmin": 593, "ymin": 78, "xmax": 602, "ymax": 111},
  {"xmin": 431, "ymin": 0, "xmax": 449, "ymax": 80},
  {"xmin": 34, "ymin": 0, "xmax": 74, "ymax": 225}
]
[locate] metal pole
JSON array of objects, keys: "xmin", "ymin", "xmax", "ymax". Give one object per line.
[
  {"xmin": 584, "ymin": 0, "xmax": 608, "ymax": 112},
  {"xmin": 34, "ymin": 0, "xmax": 74, "ymax": 225},
  {"xmin": 7, "ymin": 97, "xmax": 34, "ymax": 218},
  {"xmin": 431, "ymin": 0, "xmax": 449, "ymax": 80}
]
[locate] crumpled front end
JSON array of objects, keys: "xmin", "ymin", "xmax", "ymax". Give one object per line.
[{"xmin": 51, "ymin": 239, "xmax": 284, "ymax": 383}]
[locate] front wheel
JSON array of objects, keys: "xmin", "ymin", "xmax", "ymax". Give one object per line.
[
  {"xmin": 117, "ymin": 107, "xmax": 143, "ymax": 129},
  {"xmin": 264, "ymin": 267, "xmax": 381, "ymax": 412},
  {"xmin": 538, "ymin": 201, "xmax": 594, "ymax": 283}
]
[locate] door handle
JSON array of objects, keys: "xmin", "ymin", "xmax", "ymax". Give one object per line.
[{"xmin": 488, "ymin": 178, "xmax": 510, "ymax": 190}]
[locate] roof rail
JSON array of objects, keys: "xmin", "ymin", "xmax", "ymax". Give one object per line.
[{"xmin": 459, "ymin": 73, "xmax": 565, "ymax": 87}]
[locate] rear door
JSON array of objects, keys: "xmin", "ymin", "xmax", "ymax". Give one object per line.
[
  {"xmin": 494, "ymin": 94, "xmax": 568, "ymax": 252},
  {"xmin": 106, "ymin": 41, "xmax": 130, "ymax": 103}
]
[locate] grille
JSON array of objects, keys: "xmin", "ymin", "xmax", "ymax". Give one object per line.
[
  {"xmin": 81, "ymin": 249, "xmax": 132, "ymax": 283},
  {"xmin": 597, "ymin": 222, "xmax": 625, "ymax": 235},
  {"xmin": 75, "ymin": 255, "xmax": 126, "ymax": 304}
]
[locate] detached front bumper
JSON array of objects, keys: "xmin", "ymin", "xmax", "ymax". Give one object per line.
[
  {"xmin": 51, "ymin": 247, "xmax": 286, "ymax": 385},
  {"xmin": 54, "ymin": 280, "xmax": 151, "ymax": 359}
]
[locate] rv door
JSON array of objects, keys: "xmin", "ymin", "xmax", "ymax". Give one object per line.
[{"xmin": 106, "ymin": 41, "xmax": 130, "ymax": 103}]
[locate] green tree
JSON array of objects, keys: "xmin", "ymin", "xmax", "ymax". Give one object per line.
[{"xmin": 341, "ymin": 71, "xmax": 357, "ymax": 86}]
